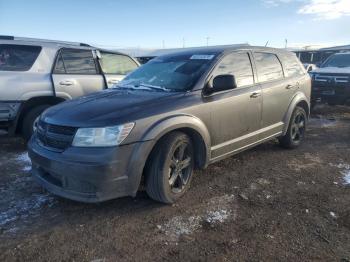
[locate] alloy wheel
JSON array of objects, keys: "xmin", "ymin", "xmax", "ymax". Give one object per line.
[
  {"xmin": 291, "ymin": 112, "xmax": 306, "ymax": 142},
  {"xmin": 168, "ymin": 142, "xmax": 193, "ymax": 193}
]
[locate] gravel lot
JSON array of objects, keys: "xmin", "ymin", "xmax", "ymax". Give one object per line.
[{"xmin": 0, "ymin": 105, "xmax": 349, "ymax": 262}]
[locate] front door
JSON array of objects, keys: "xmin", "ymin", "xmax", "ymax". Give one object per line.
[
  {"xmin": 206, "ymin": 51, "xmax": 262, "ymax": 160},
  {"xmin": 98, "ymin": 51, "xmax": 139, "ymax": 88}
]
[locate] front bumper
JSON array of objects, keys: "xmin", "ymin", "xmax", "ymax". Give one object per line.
[
  {"xmin": 0, "ymin": 101, "xmax": 22, "ymax": 133},
  {"xmin": 311, "ymin": 82, "xmax": 350, "ymax": 103},
  {"xmin": 0, "ymin": 101, "xmax": 21, "ymax": 122},
  {"xmin": 28, "ymin": 136, "xmax": 153, "ymax": 203}
]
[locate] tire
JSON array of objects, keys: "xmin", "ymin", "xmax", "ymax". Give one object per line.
[
  {"xmin": 145, "ymin": 131, "xmax": 194, "ymax": 204},
  {"xmin": 279, "ymin": 106, "xmax": 307, "ymax": 149},
  {"xmin": 22, "ymin": 105, "xmax": 50, "ymax": 141}
]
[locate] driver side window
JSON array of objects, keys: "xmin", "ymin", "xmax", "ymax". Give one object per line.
[{"xmin": 212, "ymin": 52, "xmax": 254, "ymax": 88}]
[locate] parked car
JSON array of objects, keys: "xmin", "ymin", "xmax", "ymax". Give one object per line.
[
  {"xmin": 310, "ymin": 52, "xmax": 350, "ymax": 106},
  {"xmin": 28, "ymin": 46, "xmax": 311, "ymax": 204},
  {"xmin": 0, "ymin": 36, "xmax": 139, "ymax": 140}
]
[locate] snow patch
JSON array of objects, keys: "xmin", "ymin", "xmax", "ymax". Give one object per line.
[
  {"xmin": 14, "ymin": 152, "xmax": 32, "ymax": 172},
  {"xmin": 161, "ymin": 215, "xmax": 202, "ymax": 239},
  {"xmin": 206, "ymin": 209, "xmax": 230, "ymax": 223},
  {"xmin": 309, "ymin": 117, "xmax": 338, "ymax": 128},
  {"xmin": 342, "ymin": 170, "xmax": 350, "ymax": 185},
  {"xmin": 158, "ymin": 194, "xmax": 236, "ymax": 242},
  {"xmin": 0, "ymin": 193, "xmax": 56, "ymax": 227},
  {"xmin": 330, "ymin": 162, "xmax": 350, "ymax": 185},
  {"xmin": 330, "ymin": 212, "xmax": 337, "ymax": 218}
]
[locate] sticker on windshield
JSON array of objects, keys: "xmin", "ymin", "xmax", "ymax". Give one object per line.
[{"xmin": 190, "ymin": 54, "xmax": 215, "ymax": 60}]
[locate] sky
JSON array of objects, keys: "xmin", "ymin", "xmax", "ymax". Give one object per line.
[{"xmin": 0, "ymin": 0, "xmax": 350, "ymax": 50}]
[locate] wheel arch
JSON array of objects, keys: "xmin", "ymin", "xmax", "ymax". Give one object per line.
[
  {"xmin": 282, "ymin": 92, "xmax": 310, "ymax": 135},
  {"xmin": 126, "ymin": 115, "xmax": 212, "ymax": 195},
  {"xmin": 15, "ymin": 96, "xmax": 66, "ymax": 134},
  {"xmin": 141, "ymin": 115, "xmax": 211, "ymax": 170}
]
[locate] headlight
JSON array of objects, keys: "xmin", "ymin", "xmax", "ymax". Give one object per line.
[{"xmin": 72, "ymin": 123, "xmax": 134, "ymax": 147}]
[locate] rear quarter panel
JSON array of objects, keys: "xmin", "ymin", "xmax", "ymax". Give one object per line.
[{"xmin": 0, "ymin": 45, "xmax": 56, "ymax": 101}]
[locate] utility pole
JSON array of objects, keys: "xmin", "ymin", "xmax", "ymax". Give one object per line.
[
  {"xmin": 182, "ymin": 37, "xmax": 185, "ymax": 48},
  {"xmin": 285, "ymin": 39, "xmax": 288, "ymax": 49},
  {"xmin": 206, "ymin": 36, "xmax": 210, "ymax": 47},
  {"xmin": 162, "ymin": 40, "xmax": 165, "ymax": 49}
]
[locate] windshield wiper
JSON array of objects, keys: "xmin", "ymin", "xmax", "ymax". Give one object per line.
[
  {"xmin": 136, "ymin": 83, "xmax": 171, "ymax": 92},
  {"xmin": 113, "ymin": 84, "xmax": 152, "ymax": 91}
]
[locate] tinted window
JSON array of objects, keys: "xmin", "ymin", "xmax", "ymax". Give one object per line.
[
  {"xmin": 0, "ymin": 44, "xmax": 41, "ymax": 71},
  {"xmin": 100, "ymin": 52, "xmax": 138, "ymax": 75},
  {"xmin": 53, "ymin": 54, "xmax": 65, "ymax": 74},
  {"xmin": 57, "ymin": 49, "xmax": 97, "ymax": 74},
  {"xmin": 213, "ymin": 52, "xmax": 254, "ymax": 87},
  {"xmin": 254, "ymin": 52, "xmax": 284, "ymax": 82},
  {"xmin": 282, "ymin": 54, "xmax": 305, "ymax": 77},
  {"xmin": 322, "ymin": 53, "xmax": 350, "ymax": 68}
]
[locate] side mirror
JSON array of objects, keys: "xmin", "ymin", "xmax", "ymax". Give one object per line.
[{"xmin": 209, "ymin": 74, "xmax": 237, "ymax": 94}]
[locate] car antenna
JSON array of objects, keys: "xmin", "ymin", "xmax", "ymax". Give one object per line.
[{"xmin": 265, "ymin": 41, "xmax": 269, "ymax": 47}]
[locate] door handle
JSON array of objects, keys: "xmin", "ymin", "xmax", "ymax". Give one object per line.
[
  {"xmin": 108, "ymin": 79, "xmax": 120, "ymax": 84},
  {"xmin": 59, "ymin": 80, "xmax": 74, "ymax": 86},
  {"xmin": 286, "ymin": 84, "xmax": 293, "ymax": 89},
  {"xmin": 250, "ymin": 92, "xmax": 261, "ymax": 98}
]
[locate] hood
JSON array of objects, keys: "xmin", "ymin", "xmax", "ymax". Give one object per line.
[
  {"xmin": 312, "ymin": 66, "xmax": 350, "ymax": 74},
  {"xmin": 42, "ymin": 89, "xmax": 183, "ymax": 127}
]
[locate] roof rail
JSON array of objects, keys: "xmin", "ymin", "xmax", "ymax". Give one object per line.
[
  {"xmin": 0, "ymin": 35, "xmax": 91, "ymax": 47},
  {"xmin": 0, "ymin": 35, "xmax": 14, "ymax": 40}
]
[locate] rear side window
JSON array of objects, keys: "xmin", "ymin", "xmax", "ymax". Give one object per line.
[
  {"xmin": 282, "ymin": 54, "xmax": 305, "ymax": 77},
  {"xmin": 0, "ymin": 44, "xmax": 41, "ymax": 71},
  {"xmin": 100, "ymin": 52, "xmax": 138, "ymax": 75},
  {"xmin": 254, "ymin": 52, "xmax": 284, "ymax": 82},
  {"xmin": 213, "ymin": 52, "xmax": 254, "ymax": 87},
  {"xmin": 54, "ymin": 49, "xmax": 97, "ymax": 74}
]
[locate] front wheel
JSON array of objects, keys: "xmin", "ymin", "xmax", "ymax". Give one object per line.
[
  {"xmin": 279, "ymin": 106, "xmax": 307, "ymax": 149},
  {"xmin": 145, "ymin": 131, "xmax": 194, "ymax": 204}
]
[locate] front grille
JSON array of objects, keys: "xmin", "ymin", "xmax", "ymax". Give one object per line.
[
  {"xmin": 314, "ymin": 74, "xmax": 349, "ymax": 83},
  {"xmin": 36, "ymin": 120, "xmax": 77, "ymax": 151}
]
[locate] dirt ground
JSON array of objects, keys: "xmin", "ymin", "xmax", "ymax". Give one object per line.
[{"xmin": 0, "ymin": 104, "xmax": 349, "ymax": 262}]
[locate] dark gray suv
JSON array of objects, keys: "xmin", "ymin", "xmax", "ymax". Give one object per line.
[{"xmin": 28, "ymin": 46, "xmax": 311, "ymax": 204}]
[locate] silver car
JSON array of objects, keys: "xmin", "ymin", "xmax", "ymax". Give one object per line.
[{"xmin": 0, "ymin": 35, "xmax": 139, "ymax": 140}]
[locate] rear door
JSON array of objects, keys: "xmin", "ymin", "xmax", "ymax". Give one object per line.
[
  {"xmin": 52, "ymin": 48, "xmax": 105, "ymax": 99},
  {"xmin": 253, "ymin": 52, "xmax": 293, "ymax": 135},
  {"xmin": 98, "ymin": 51, "xmax": 139, "ymax": 88}
]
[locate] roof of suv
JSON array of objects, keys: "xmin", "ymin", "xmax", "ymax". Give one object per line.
[
  {"xmin": 153, "ymin": 45, "xmax": 293, "ymax": 58},
  {"xmin": 0, "ymin": 35, "xmax": 94, "ymax": 48},
  {"xmin": 0, "ymin": 35, "xmax": 133, "ymax": 56}
]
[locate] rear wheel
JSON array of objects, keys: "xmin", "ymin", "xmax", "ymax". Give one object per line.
[
  {"xmin": 279, "ymin": 106, "xmax": 307, "ymax": 149},
  {"xmin": 22, "ymin": 105, "xmax": 50, "ymax": 141},
  {"xmin": 145, "ymin": 131, "xmax": 194, "ymax": 204}
]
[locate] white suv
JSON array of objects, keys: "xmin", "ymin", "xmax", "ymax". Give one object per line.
[{"xmin": 0, "ymin": 35, "xmax": 139, "ymax": 140}]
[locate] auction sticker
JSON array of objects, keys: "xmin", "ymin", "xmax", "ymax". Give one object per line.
[{"xmin": 190, "ymin": 54, "xmax": 215, "ymax": 60}]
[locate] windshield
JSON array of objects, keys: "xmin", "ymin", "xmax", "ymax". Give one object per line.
[
  {"xmin": 322, "ymin": 53, "xmax": 350, "ymax": 68},
  {"xmin": 117, "ymin": 53, "xmax": 217, "ymax": 91}
]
